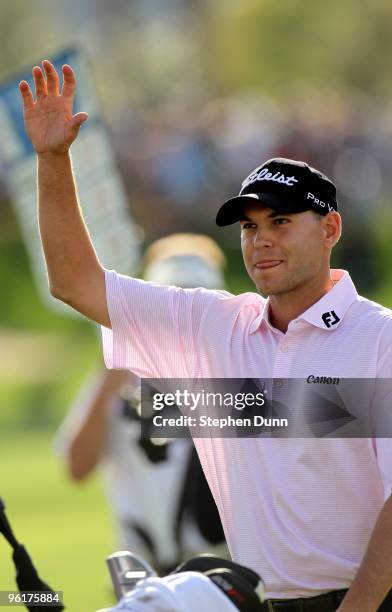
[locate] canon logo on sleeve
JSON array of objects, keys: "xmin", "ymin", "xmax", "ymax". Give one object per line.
[{"xmin": 306, "ymin": 375, "xmax": 340, "ymax": 385}]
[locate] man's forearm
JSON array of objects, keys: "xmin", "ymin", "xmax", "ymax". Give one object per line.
[
  {"xmin": 38, "ymin": 151, "xmax": 101, "ymax": 300},
  {"xmin": 338, "ymin": 495, "xmax": 392, "ymax": 611},
  {"xmin": 66, "ymin": 369, "xmax": 129, "ymax": 480},
  {"xmin": 66, "ymin": 383, "xmax": 109, "ymax": 481}
]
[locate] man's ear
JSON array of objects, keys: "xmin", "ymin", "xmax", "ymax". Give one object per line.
[{"xmin": 323, "ymin": 212, "xmax": 342, "ymax": 249}]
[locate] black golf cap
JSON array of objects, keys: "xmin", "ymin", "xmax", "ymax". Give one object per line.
[{"xmin": 216, "ymin": 157, "xmax": 338, "ymax": 227}]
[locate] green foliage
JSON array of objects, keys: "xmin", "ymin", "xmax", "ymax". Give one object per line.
[
  {"xmin": 208, "ymin": 0, "xmax": 392, "ymax": 98},
  {"xmin": 0, "ymin": 219, "xmax": 93, "ymax": 332}
]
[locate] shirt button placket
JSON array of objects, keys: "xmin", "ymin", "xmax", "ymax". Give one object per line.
[{"xmin": 272, "ymin": 336, "xmax": 294, "ymax": 400}]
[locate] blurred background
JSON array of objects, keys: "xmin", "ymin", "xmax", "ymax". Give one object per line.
[{"xmin": 1, "ymin": 1, "xmax": 392, "ymax": 610}]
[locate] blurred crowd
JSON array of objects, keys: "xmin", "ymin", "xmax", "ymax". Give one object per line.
[
  {"xmin": 110, "ymin": 89, "xmax": 391, "ymax": 293},
  {"xmin": 1, "ymin": 0, "xmax": 392, "ymax": 296}
]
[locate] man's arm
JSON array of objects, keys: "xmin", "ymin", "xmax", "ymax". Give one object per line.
[
  {"xmin": 61, "ymin": 369, "xmax": 130, "ymax": 480},
  {"xmin": 337, "ymin": 494, "xmax": 392, "ymax": 611},
  {"xmin": 19, "ymin": 61, "xmax": 110, "ymax": 327}
]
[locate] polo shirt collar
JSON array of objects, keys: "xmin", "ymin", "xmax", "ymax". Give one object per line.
[
  {"xmin": 249, "ymin": 299, "xmax": 272, "ymax": 335},
  {"xmin": 299, "ymin": 269, "xmax": 358, "ymax": 330},
  {"xmin": 250, "ymin": 269, "xmax": 358, "ymax": 334}
]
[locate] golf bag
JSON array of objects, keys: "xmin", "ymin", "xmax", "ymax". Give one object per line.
[{"xmin": 99, "ymin": 551, "xmax": 265, "ymax": 612}]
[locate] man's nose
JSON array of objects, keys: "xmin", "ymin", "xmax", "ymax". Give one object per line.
[{"xmin": 253, "ymin": 228, "xmax": 273, "ymax": 247}]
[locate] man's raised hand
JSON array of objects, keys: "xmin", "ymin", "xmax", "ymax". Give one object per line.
[{"xmin": 19, "ymin": 61, "xmax": 88, "ymax": 155}]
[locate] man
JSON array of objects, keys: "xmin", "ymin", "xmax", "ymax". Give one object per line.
[
  {"xmin": 19, "ymin": 61, "xmax": 392, "ymax": 611},
  {"xmin": 57, "ymin": 233, "xmax": 227, "ymax": 573}
]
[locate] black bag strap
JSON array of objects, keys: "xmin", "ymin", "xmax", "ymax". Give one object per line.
[{"xmin": 0, "ymin": 498, "xmax": 65, "ymax": 611}]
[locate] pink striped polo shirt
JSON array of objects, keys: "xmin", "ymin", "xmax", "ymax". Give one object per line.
[{"xmin": 101, "ymin": 268, "xmax": 392, "ymax": 598}]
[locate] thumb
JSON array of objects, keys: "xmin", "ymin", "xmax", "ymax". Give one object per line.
[{"xmin": 68, "ymin": 112, "xmax": 89, "ymax": 137}]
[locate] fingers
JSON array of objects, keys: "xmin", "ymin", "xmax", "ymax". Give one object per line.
[
  {"xmin": 19, "ymin": 81, "xmax": 34, "ymax": 110},
  {"xmin": 21, "ymin": 61, "xmax": 79, "ymax": 111},
  {"xmin": 61, "ymin": 64, "xmax": 76, "ymax": 99},
  {"xmin": 42, "ymin": 60, "xmax": 60, "ymax": 96},
  {"xmin": 32, "ymin": 65, "xmax": 47, "ymax": 100}
]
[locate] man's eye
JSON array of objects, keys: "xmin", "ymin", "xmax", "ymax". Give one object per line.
[
  {"xmin": 242, "ymin": 222, "xmax": 256, "ymax": 230},
  {"xmin": 273, "ymin": 218, "xmax": 289, "ymax": 225}
]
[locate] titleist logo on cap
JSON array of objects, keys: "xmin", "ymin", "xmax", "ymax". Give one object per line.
[{"xmin": 242, "ymin": 167, "xmax": 299, "ymax": 190}]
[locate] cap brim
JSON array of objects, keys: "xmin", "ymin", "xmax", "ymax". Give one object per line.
[{"xmin": 216, "ymin": 193, "xmax": 310, "ymax": 227}]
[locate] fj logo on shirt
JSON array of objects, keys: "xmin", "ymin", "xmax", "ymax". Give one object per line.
[{"xmin": 321, "ymin": 310, "xmax": 340, "ymax": 328}]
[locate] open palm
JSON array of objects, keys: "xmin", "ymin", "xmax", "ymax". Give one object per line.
[{"xmin": 19, "ymin": 61, "xmax": 88, "ymax": 154}]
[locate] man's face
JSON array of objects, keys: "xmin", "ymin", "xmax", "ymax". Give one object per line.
[{"xmin": 240, "ymin": 203, "xmax": 328, "ymax": 296}]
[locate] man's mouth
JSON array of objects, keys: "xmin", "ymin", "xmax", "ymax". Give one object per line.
[{"xmin": 254, "ymin": 260, "xmax": 283, "ymax": 270}]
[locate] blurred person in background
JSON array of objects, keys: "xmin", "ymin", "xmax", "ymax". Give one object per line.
[{"xmin": 57, "ymin": 233, "xmax": 227, "ymax": 575}]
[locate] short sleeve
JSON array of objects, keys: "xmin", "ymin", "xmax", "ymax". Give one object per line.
[
  {"xmin": 101, "ymin": 269, "xmax": 229, "ymax": 379},
  {"xmin": 374, "ymin": 322, "xmax": 392, "ymax": 499},
  {"xmin": 374, "ymin": 438, "xmax": 392, "ymax": 500}
]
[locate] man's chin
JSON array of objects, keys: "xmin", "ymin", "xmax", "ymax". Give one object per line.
[
  {"xmin": 247, "ymin": 267, "xmax": 291, "ymax": 296},
  {"xmin": 255, "ymin": 283, "xmax": 279, "ymax": 297},
  {"xmin": 254, "ymin": 280, "xmax": 288, "ymax": 297}
]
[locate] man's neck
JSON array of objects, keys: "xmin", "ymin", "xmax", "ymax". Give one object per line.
[{"xmin": 268, "ymin": 272, "xmax": 335, "ymax": 333}]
